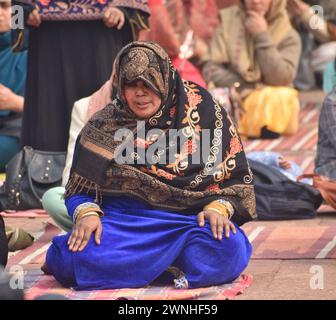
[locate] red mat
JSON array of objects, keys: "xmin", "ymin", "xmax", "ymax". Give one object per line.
[{"xmin": 23, "ymin": 271, "xmax": 252, "ymax": 300}]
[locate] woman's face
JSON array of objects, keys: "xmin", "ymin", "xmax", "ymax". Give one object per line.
[
  {"xmin": 0, "ymin": 1, "xmax": 11, "ymax": 33},
  {"xmin": 123, "ymin": 80, "xmax": 162, "ymax": 119},
  {"xmin": 244, "ymin": 0, "xmax": 272, "ymax": 16}
]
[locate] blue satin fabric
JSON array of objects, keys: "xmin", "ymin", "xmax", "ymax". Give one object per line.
[{"xmin": 46, "ymin": 195, "xmax": 252, "ymax": 290}]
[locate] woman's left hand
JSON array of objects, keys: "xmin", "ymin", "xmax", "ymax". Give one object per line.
[
  {"xmin": 103, "ymin": 7, "xmax": 125, "ymax": 29},
  {"xmin": 197, "ymin": 210, "xmax": 236, "ymax": 240}
]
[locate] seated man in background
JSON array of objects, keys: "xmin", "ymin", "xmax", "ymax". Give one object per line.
[{"xmin": 0, "ymin": 0, "xmax": 27, "ymax": 172}]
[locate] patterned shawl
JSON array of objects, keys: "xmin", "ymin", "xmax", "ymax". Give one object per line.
[
  {"xmin": 66, "ymin": 41, "xmax": 256, "ymax": 225},
  {"xmin": 16, "ymin": 0, "xmax": 149, "ymax": 20}
]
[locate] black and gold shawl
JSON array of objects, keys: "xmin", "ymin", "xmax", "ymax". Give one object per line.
[{"xmin": 66, "ymin": 41, "xmax": 256, "ymax": 225}]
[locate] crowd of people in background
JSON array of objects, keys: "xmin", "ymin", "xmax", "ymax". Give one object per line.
[{"xmin": 0, "ymin": 0, "xmax": 336, "ymax": 293}]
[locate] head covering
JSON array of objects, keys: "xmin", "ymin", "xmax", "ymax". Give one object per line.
[
  {"xmin": 207, "ymin": 0, "xmax": 293, "ymax": 82},
  {"xmin": 66, "ymin": 41, "xmax": 255, "ymax": 225}
]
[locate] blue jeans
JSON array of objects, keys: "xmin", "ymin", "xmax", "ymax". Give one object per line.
[{"xmin": 0, "ymin": 135, "xmax": 20, "ymax": 172}]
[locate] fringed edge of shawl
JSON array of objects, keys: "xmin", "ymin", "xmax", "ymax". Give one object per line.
[{"xmin": 65, "ymin": 172, "xmax": 103, "ymax": 204}]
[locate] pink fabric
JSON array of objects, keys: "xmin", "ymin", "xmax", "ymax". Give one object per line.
[
  {"xmin": 172, "ymin": 57, "xmax": 207, "ymax": 88},
  {"xmin": 86, "ymin": 75, "xmax": 113, "ymax": 121}
]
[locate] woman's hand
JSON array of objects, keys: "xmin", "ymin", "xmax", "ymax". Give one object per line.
[
  {"xmin": 103, "ymin": 7, "xmax": 125, "ymax": 29},
  {"xmin": 0, "ymin": 84, "xmax": 24, "ymax": 113},
  {"xmin": 67, "ymin": 214, "xmax": 102, "ymax": 252},
  {"xmin": 197, "ymin": 210, "xmax": 236, "ymax": 240},
  {"xmin": 287, "ymin": 0, "xmax": 310, "ymax": 17},
  {"xmin": 27, "ymin": 9, "xmax": 41, "ymax": 27},
  {"xmin": 245, "ymin": 11, "xmax": 268, "ymax": 37}
]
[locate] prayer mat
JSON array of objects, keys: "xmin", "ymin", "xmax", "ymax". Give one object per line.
[{"xmin": 23, "ymin": 271, "xmax": 252, "ymax": 300}]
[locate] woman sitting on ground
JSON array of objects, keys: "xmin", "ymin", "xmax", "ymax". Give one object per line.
[
  {"xmin": 202, "ymin": 0, "xmax": 302, "ymax": 139},
  {"xmin": 44, "ymin": 42, "xmax": 255, "ymax": 291}
]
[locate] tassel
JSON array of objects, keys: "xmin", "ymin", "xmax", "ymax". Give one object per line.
[{"xmin": 65, "ymin": 172, "xmax": 102, "ymax": 204}]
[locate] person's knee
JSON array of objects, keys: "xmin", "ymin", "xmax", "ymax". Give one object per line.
[{"xmin": 42, "ymin": 187, "xmax": 66, "ymax": 218}]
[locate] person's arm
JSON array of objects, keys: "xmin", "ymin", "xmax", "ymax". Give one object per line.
[
  {"xmin": 198, "ymin": 199, "xmax": 236, "ymax": 240},
  {"xmin": 0, "ymin": 84, "xmax": 24, "ymax": 113},
  {"xmin": 287, "ymin": 0, "xmax": 331, "ymax": 43},
  {"xmin": 114, "ymin": 7, "xmax": 149, "ymax": 40},
  {"xmin": 202, "ymin": 61, "xmax": 246, "ymax": 88},
  {"xmin": 323, "ymin": 92, "xmax": 336, "ymax": 151},
  {"xmin": 62, "ymin": 98, "xmax": 89, "ymax": 186},
  {"xmin": 253, "ymin": 29, "xmax": 302, "ymax": 86},
  {"xmin": 299, "ymin": 8, "xmax": 331, "ymax": 43},
  {"xmin": 65, "ymin": 193, "xmax": 104, "ymax": 252}
]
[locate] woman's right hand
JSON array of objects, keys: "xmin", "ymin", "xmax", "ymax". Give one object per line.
[
  {"xmin": 68, "ymin": 214, "xmax": 103, "ymax": 252},
  {"xmin": 27, "ymin": 9, "xmax": 41, "ymax": 27}
]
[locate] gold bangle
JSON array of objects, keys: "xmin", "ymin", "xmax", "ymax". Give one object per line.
[
  {"xmin": 76, "ymin": 212, "xmax": 100, "ymax": 222},
  {"xmin": 75, "ymin": 208, "xmax": 103, "ymax": 223},
  {"xmin": 203, "ymin": 202, "xmax": 229, "ymax": 219}
]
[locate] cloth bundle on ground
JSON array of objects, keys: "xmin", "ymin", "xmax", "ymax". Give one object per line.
[{"xmin": 249, "ymin": 159, "xmax": 323, "ymax": 220}]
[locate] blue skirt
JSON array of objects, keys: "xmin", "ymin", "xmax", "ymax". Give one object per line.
[{"xmin": 46, "ymin": 196, "xmax": 252, "ymax": 290}]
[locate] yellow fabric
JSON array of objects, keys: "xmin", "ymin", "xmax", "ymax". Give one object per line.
[
  {"xmin": 207, "ymin": 0, "xmax": 292, "ymax": 83},
  {"xmin": 238, "ymin": 86, "xmax": 300, "ymax": 138}
]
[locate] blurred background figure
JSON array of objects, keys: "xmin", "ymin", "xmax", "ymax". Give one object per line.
[
  {"xmin": 288, "ymin": 0, "xmax": 336, "ymax": 91},
  {"xmin": 203, "ymin": 0, "xmax": 302, "ymax": 139},
  {"xmin": 315, "ymin": 84, "xmax": 336, "ymax": 180},
  {"xmin": 0, "ymin": 0, "xmax": 27, "ymax": 172},
  {"xmin": 139, "ymin": 0, "xmax": 219, "ymax": 88},
  {"xmin": 14, "ymin": 0, "xmax": 149, "ymax": 152}
]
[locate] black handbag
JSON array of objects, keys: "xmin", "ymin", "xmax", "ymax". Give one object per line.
[{"xmin": 0, "ymin": 146, "xmax": 66, "ymax": 211}]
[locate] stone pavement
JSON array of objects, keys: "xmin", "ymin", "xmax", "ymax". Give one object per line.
[{"xmin": 236, "ymin": 213, "xmax": 336, "ymax": 300}]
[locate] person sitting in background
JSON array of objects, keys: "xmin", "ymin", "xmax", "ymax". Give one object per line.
[
  {"xmin": 0, "ymin": 0, "xmax": 27, "ymax": 172},
  {"xmin": 288, "ymin": 0, "xmax": 336, "ymax": 91},
  {"xmin": 202, "ymin": 0, "xmax": 302, "ymax": 139},
  {"xmin": 315, "ymin": 86, "xmax": 336, "ymax": 180},
  {"xmin": 43, "ymin": 41, "xmax": 255, "ymax": 290}
]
